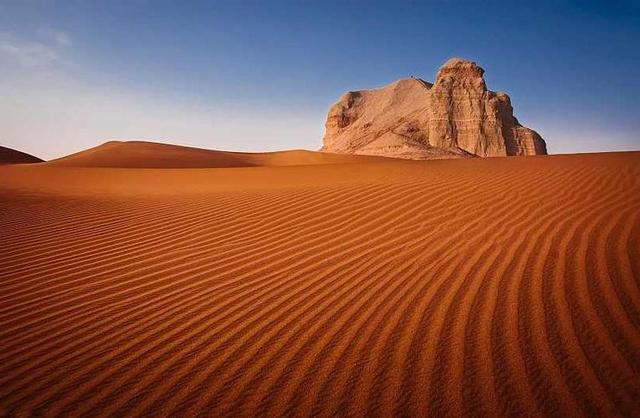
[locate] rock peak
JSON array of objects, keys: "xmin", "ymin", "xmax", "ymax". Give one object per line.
[
  {"xmin": 440, "ymin": 57, "xmax": 482, "ymax": 68},
  {"xmin": 435, "ymin": 58, "xmax": 486, "ymax": 91},
  {"xmin": 321, "ymin": 58, "xmax": 546, "ymax": 159}
]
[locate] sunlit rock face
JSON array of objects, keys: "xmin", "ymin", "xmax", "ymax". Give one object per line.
[{"xmin": 322, "ymin": 58, "xmax": 547, "ymax": 159}]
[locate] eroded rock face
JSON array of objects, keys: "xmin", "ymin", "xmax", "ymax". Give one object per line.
[{"xmin": 321, "ymin": 58, "xmax": 547, "ymax": 159}]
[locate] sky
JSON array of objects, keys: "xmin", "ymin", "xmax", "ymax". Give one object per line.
[{"xmin": 1, "ymin": 0, "xmax": 639, "ymax": 160}]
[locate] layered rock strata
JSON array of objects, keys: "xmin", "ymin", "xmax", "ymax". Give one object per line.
[{"xmin": 321, "ymin": 58, "xmax": 547, "ymax": 159}]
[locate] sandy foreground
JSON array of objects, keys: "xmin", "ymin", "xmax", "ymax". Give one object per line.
[{"xmin": 1, "ymin": 148, "xmax": 639, "ymax": 417}]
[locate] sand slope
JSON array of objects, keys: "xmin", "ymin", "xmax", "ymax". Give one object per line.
[
  {"xmin": 0, "ymin": 145, "xmax": 43, "ymax": 165},
  {"xmin": 46, "ymin": 140, "xmax": 389, "ymax": 168},
  {"xmin": 1, "ymin": 150, "xmax": 639, "ymax": 417}
]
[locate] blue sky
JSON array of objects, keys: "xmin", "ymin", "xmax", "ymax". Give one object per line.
[{"xmin": 1, "ymin": 0, "xmax": 639, "ymax": 159}]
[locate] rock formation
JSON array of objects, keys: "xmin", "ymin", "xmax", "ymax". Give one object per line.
[{"xmin": 321, "ymin": 58, "xmax": 547, "ymax": 159}]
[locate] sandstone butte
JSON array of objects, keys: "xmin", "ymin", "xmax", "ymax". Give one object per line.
[{"xmin": 321, "ymin": 58, "xmax": 548, "ymax": 160}]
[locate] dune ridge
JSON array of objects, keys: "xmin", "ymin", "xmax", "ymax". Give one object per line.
[
  {"xmin": 0, "ymin": 145, "xmax": 43, "ymax": 165},
  {"xmin": 45, "ymin": 140, "xmax": 390, "ymax": 168},
  {"xmin": 1, "ymin": 150, "xmax": 639, "ymax": 416}
]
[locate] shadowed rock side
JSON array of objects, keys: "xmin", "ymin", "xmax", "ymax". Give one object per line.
[
  {"xmin": 322, "ymin": 58, "xmax": 547, "ymax": 159},
  {"xmin": 0, "ymin": 146, "xmax": 43, "ymax": 165}
]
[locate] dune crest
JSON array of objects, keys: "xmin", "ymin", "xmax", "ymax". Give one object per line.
[
  {"xmin": 0, "ymin": 145, "xmax": 43, "ymax": 165},
  {"xmin": 47, "ymin": 140, "xmax": 389, "ymax": 168}
]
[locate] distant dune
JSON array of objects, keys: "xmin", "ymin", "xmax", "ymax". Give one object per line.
[
  {"xmin": 46, "ymin": 140, "xmax": 389, "ymax": 168},
  {"xmin": 0, "ymin": 145, "xmax": 43, "ymax": 165},
  {"xmin": 1, "ymin": 146, "xmax": 639, "ymax": 416}
]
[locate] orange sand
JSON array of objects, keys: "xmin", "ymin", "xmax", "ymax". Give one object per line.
[{"xmin": 1, "ymin": 144, "xmax": 639, "ymax": 417}]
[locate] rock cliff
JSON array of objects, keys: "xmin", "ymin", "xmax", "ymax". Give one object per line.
[{"xmin": 321, "ymin": 58, "xmax": 547, "ymax": 159}]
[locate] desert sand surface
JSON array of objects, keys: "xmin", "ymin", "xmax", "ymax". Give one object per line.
[{"xmin": 1, "ymin": 144, "xmax": 639, "ymax": 417}]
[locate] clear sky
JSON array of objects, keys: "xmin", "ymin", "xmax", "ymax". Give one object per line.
[{"xmin": 1, "ymin": 0, "xmax": 639, "ymax": 159}]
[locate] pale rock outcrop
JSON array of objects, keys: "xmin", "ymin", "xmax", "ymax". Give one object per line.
[{"xmin": 321, "ymin": 58, "xmax": 547, "ymax": 159}]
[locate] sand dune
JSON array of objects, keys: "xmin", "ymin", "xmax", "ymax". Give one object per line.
[
  {"xmin": 0, "ymin": 145, "xmax": 43, "ymax": 165},
  {"xmin": 1, "ymin": 149, "xmax": 639, "ymax": 417},
  {"xmin": 46, "ymin": 140, "xmax": 389, "ymax": 168}
]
